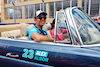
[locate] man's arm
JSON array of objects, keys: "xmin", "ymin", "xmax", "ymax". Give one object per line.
[{"xmin": 31, "ymin": 32, "xmax": 54, "ymax": 42}]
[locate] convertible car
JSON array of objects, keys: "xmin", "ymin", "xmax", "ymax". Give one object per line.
[{"xmin": 0, "ymin": 7, "xmax": 100, "ymax": 67}]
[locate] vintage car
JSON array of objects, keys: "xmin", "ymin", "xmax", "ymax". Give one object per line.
[{"xmin": 0, "ymin": 7, "xmax": 100, "ymax": 67}]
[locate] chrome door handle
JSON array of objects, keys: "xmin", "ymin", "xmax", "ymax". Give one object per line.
[{"xmin": 6, "ymin": 53, "xmax": 19, "ymax": 58}]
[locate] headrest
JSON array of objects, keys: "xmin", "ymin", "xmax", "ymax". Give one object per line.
[
  {"xmin": 43, "ymin": 23, "xmax": 52, "ymax": 30},
  {"xmin": 20, "ymin": 24, "xmax": 34, "ymax": 36},
  {"xmin": 0, "ymin": 23, "xmax": 29, "ymax": 32}
]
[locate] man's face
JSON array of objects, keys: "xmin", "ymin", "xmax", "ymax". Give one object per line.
[{"xmin": 34, "ymin": 14, "xmax": 46, "ymax": 27}]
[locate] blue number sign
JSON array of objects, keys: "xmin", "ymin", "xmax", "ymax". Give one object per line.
[{"xmin": 22, "ymin": 49, "xmax": 34, "ymax": 59}]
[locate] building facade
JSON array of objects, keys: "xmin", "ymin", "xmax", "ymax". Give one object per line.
[{"xmin": 1, "ymin": 0, "xmax": 100, "ymax": 23}]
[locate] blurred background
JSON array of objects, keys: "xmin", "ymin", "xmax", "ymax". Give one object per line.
[{"xmin": 0, "ymin": 0, "xmax": 100, "ymax": 24}]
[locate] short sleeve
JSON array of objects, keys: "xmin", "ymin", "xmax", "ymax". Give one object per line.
[{"xmin": 28, "ymin": 27, "xmax": 38, "ymax": 40}]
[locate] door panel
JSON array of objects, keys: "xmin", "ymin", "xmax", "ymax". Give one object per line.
[{"xmin": 0, "ymin": 39, "xmax": 100, "ymax": 67}]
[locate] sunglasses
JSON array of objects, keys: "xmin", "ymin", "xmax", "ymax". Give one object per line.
[{"xmin": 36, "ymin": 16, "xmax": 47, "ymax": 20}]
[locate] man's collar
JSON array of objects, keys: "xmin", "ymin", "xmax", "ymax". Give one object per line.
[{"xmin": 35, "ymin": 26, "xmax": 43, "ymax": 31}]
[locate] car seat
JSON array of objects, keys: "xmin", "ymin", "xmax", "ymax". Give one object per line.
[{"xmin": 43, "ymin": 23, "xmax": 52, "ymax": 38}]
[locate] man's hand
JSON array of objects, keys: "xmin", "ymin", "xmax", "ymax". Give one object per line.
[{"xmin": 35, "ymin": 37, "xmax": 40, "ymax": 42}]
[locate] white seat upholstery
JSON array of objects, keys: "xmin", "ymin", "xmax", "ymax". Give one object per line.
[
  {"xmin": 0, "ymin": 23, "xmax": 52, "ymax": 40},
  {"xmin": 19, "ymin": 23, "xmax": 52, "ymax": 39},
  {"xmin": 17, "ymin": 36, "xmax": 29, "ymax": 40},
  {"xmin": 0, "ymin": 23, "xmax": 30, "ymax": 39},
  {"xmin": 47, "ymin": 30, "xmax": 52, "ymax": 38},
  {"xmin": 18, "ymin": 24, "xmax": 34, "ymax": 40},
  {"xmin": 43, "ymin": 23, "xmax": 52, "ymax": 30},
  {"xmin": 1, "ymin": 29, "xmax": 20, "ymax": 39},
  {"xmin": 43, "ymin": 23, "xmax": 52, "ymax": 38}
]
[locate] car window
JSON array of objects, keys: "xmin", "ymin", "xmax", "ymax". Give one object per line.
[
  {"xmin": 55, "ymin": 12, "xmax": 71, "ymax": 44},
  {"xmin": 72, "ymin": 8, "xmax": 100, "ymax": 45}
]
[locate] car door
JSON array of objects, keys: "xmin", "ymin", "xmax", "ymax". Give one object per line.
[
  {"xmin": 0, "ymin": 38, "xmax": 82, "ymax": 67},
  {"xmin": 1, "ymin": 38, "xmax": 100, "ymax": 67},
  {"xmin": 0, "ymin": 38, "xmax": 53, "ymax": 67}
]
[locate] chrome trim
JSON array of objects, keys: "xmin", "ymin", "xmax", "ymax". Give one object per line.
[
  {"xmin": 61, "ymin": 11, "xmax": 72, "ymax": 44},
  {"xmin": 54, "ymin": 11, "xmax": 72, "ymax": 44},
  {"xmin": 65, "ymin": 7, "xmax": 76, "ymax": 45},
  {"xmin": 0, "ymin": 37, "xmax": 100, "ymax": 47},
  {"xmin": 63, "ymin": 11, "xmax": 71, "ymax": 44},
  {"xmin": 68, "ymin": 7, "xmax": 84, "ymax": 45},
  {"xmin": 0, "ymin": 37, "xmax": 80, "ymax": 47},
  {"xmin": 6, "ymin": 53, "xmax": 19, "ymax": 58},
  {"xmin": 54, "ymin": 11, "xmax": 58, "ymax": 43},
  {"xmin": 82, "ymin": 44, "xmax": 100, "ymax": 47}
]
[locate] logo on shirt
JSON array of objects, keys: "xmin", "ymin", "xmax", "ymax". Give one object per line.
[{"xmin": 39, "ymin": 30, "xmax": 47, "ymax": 36}]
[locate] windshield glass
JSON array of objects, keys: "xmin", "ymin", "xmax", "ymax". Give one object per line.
[{"xmin": 72, "ymin": 8, "xmax": 100, "ymax": 45}]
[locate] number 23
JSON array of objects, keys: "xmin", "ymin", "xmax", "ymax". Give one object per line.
[{"xmin": 22, "ymin": 49, "xmax": 34, "ymax": 59}]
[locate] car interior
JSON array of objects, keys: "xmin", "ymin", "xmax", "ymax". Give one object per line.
[
  {"xmin": 0, "ymin": 22, "xmax": 70, "ymax": 43},
  {"xmin": 0, "ymin": 23, "xmax": 53, "ymax": 40}
]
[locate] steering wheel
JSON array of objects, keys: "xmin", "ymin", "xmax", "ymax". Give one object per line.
[{"xmin": 78, "ymin": 23, "xmax": 91, "ymax": 44}]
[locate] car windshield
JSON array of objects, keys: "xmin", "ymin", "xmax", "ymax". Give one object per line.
[{"xmin": 72, "ymin": 8, "xmax": 100, "ymax": 45}]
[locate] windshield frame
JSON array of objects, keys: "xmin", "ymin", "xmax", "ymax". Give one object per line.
[
  {"xmin": 54, "ymin": 11, "xmax": 72, "ymax": 44},
  {"xmin": 69, "ymin": 7, "xmax": 100, "ymax": 45}
]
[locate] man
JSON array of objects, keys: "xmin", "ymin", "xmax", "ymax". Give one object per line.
[{"xmin": 28, "ymin": 10, "xmax": 53, "ymax": 42}]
